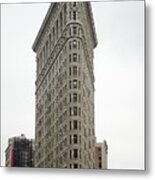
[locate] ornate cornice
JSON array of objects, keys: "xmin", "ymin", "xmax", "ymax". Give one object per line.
[{"xmin": 32, "ymin": 2, "xmax": 97, "ymax": 52}]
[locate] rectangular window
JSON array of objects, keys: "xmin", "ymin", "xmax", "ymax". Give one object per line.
[
  {"xmin": 69, "ymin": 94, "xmax": 72, "ymax": 102},
  {"xmin": 74, "ymin": 164, "xmax": 78, "ymax": 168},
  {"xmin": 56, "ymin": 20, "xmax": 58, "ymax": 39},
  {"xmin": 73, "ymin": 106, "xmax": 77, "ymax": 116},
  {"xmin": 73, "ymin": 80, "xmax": 77, "ymax": 88},
  {"xmin": 69, "ymin": 67, "xmax": 72, "ymax": 76},
  {"xmin": 73, "ymin": 53, "xmax": 77, "ymax": 62},
  {"xmin": 69, "ymin": 80, "xmax": 72, "ymax": 89},
  {"xmin": 78, "ymin": 41, "xmax": 80, "ymax": 49},
  {"xmin": 64, "ymin": 4, "xmax": 66, "ymax": 25},
  {"xmin": 73, "ymin": 11, "xmax": 76, "ymax": 20},
  {"xmin": 70, "ymin": 121, "xmax": 72, "ymax": 130},
  {"xmin": 70, "ymin": 150, "xmax": 72, "ymax": 159},
  {"xmin": 73, "ymin": 120, "xmax": 78, "ymax": 129},
  {"xmin": 89, "ymin": 141, "xmax": 91, "ymax": 148},
  {"xmin": 69, "ymin": 11, "xmax": 72, "ymax": 20},
  {"xmin": 73, "ymin": 93, "xmax": 77, "ymax": 102},
  {"xmin": 70, "ymin": 135, "xmax": 72, "ymax": 144},
  {"xmin": 60, "ymin": 12, "xmax": 63, "ymax": 32},
  {"xmin": 73, "ymin": 66, "xmax": 77, "ymax": 76},
  {"xmin": 53, "ymin": 27, "xmax": 55, "ymax": 45},
  {"xmin": 73, "ymin": 149, "xmax": 78, "ymax": 158},
  {"xmin": 73, "ymin": 2, "xmax": 77, "ymax": 7},
  {"xmin": 73, "ymin": 26, "xmax": 77, "ymax": 35},
  {"xmin": 49, "ymin": 34, "xmax": 51, "ymax": 52},
  {"xmin": 69, "ymin": 107, "xmax": 72, "ymax": 116},
  {"xmin": 46, "ymin": 41, "xmax": 48, "ymax": 58},
  {"xmin": 73, "ymin": 134, "xmax": 78, "ymax": 144},
  {"xmin": 69, "ymin": 54, "xmax": 71, "ymax": 62},
  {"xmin": 43, "ymin": 46, "xmax": 45, "ymax": 62}
]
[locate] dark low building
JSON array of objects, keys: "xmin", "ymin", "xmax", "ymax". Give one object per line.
[{"xmin": 5, "ymin": 134, "xmax": 34, "ymax": 167}]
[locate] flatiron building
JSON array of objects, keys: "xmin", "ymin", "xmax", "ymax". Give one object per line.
[{"xmin": 32, "ymin": 2, "xmax": 97, "ymax": 168}]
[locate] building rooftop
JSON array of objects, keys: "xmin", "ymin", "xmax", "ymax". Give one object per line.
[{"xmin": 32, "ymin": 2, "xmax": 97, "ymax": 52}]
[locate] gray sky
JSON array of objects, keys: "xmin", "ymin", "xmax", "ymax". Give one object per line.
[{"xmin": 1, "ymin": 1, "xmax": 144, "ymax": 169}]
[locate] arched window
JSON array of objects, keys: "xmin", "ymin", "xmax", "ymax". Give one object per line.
[{"xmin": 73, "ymin": 40, "xmax": 77, "ymax": 49}]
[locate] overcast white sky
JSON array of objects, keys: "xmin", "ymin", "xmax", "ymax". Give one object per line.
[{"xmin": 1, "ymin": 0, "xmax": 144, "ymax": 169}]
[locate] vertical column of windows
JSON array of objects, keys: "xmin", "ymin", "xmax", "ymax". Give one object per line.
[
  {"xmin": 49, "ymin": 34, "xmax": 51, "ymax": 54},
  {"xmin": 39, "ymin": 52, "xmax": 42, "ymax": 74},
  {"xmin": 43, "ymin": 47, "xmax": 45, "ymax": 66},
  {"xmin": 37, "ymin": 57, "xmax": 39, "ymax": 76},
  {"xmin": 46, "ymin": 41, "xmax": 48, "ymax": 60},
  {"xmin": 70, "ymin": 2, "xmax": 77, "ymax": 20},
  {"xmin": 60, "ymin": 12, "xmax": 63, "ymax": 33},
  {"xmin": 64, "ymin": 4, "xmax": 66, "ymax": 26},
  {"xmin": 73, "ymin": 11, "xmax": 76, "ymax": 20},
  {"xmin": 53, "ymin": 27, "xmax": 55, "ymax": 46},
  {"xmin": 56, "ymin": 20, "xmax": 58, "ymax": 40},
  {"xmin": 67, "ymin": 2, "xmax": 83, "ymax": 165}
]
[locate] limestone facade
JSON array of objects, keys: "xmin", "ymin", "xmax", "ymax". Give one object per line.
[{"xmin": 32, "ymin": 2, "xmax": 97, "ymax": 168}]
